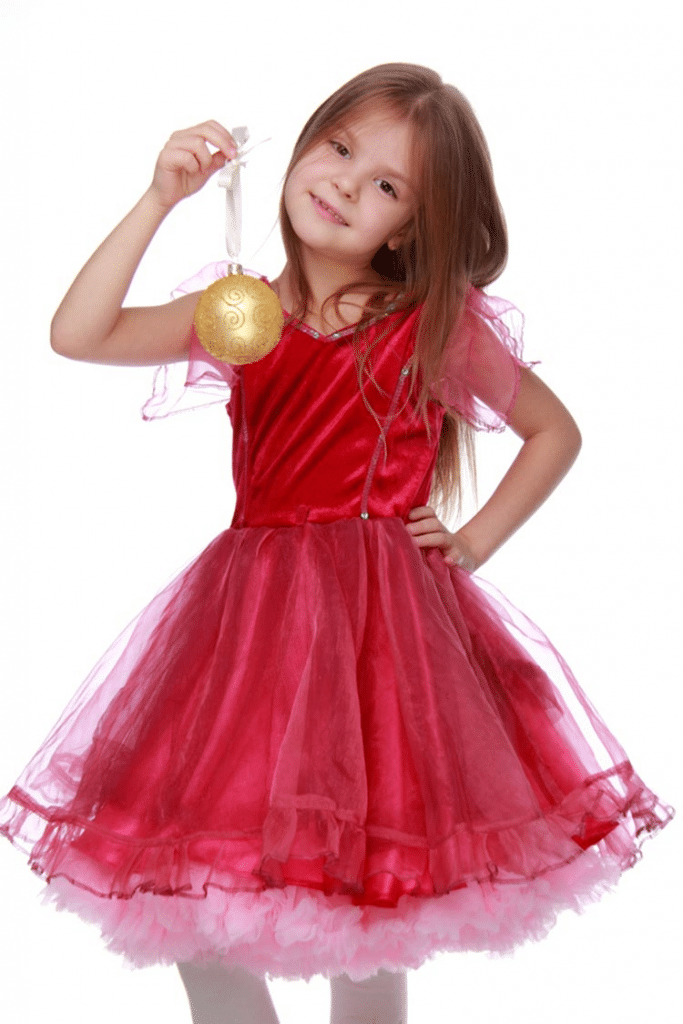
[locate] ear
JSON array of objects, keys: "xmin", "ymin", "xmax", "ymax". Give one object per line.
[{"xmin": 387, "ymin": 223, "xmax": 410, "ymax": 251}]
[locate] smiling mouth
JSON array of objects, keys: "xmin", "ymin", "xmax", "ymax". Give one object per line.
[{"xmin": 310, "ymin": 193, "xmax": 348, "ymax": 225}]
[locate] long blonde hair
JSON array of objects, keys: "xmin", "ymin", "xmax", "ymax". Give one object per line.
[{"xmin": 279, "ymin": 63, "xmax": 508, "ymax": 515}]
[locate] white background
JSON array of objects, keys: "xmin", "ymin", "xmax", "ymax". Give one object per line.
[{"xmin": 0, "ymin": 0, "xmax": 680, "ymax": 1021}]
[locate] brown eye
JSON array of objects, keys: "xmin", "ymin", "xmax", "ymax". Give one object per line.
[
  {"xmin": 331, "ymin": 140, "xmax": 350, "ymax": 158},
  {"xmin": 376, "ymin": 179, "xmax": 397, "ymax": 198}
]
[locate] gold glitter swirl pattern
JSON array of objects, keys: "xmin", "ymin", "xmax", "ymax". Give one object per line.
[{"xmin": 194, "ymin": 275, "xmax": 284, "ymax": 365}]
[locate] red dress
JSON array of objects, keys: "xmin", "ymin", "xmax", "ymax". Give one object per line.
[{"xmin": 0, "ymin": 265, "xmax": 673, "ymax": 981}]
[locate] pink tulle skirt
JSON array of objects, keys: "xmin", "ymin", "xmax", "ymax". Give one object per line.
[{"xmin": 0, "ymin": 518, "xmax": 673, "ymax": 980}]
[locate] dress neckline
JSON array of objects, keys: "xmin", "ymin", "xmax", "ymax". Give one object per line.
[
  {"xmin": 282, "ymin": 316, "xmax": 362, "ymax": 342},
  {"xmin": 261, "ymin": 274, "xmax": 406, "ymax": 341},
  {"xmin": 279, "ymin": 299, "xmax": 406, "ymax": 343}
]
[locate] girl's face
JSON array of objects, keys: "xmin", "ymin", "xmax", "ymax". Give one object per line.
[{"xmin": 284, "ymin": 106, "xmax": 416, "ymax": 271}]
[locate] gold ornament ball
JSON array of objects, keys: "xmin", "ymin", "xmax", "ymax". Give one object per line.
[{"xmin": 194, "ymin": 274, "xmax": 284, "ymax": 365}]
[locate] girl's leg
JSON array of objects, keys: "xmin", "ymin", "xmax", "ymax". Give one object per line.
[
  {"xmin": 329, "ymin": 969, "xmax": 408, "ymax": 1024},
  {"xmin": 177, "ymin": 961, "xmax": 281, "ymax": 1024}
]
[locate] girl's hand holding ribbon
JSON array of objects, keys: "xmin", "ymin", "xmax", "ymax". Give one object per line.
[
  {"xmin": 149, "ymin": 121, "xmax": 237, "ymax": 211},
  {"xmin": 406, "ymin": 506, "xmax": 479, "ymax": 572}
]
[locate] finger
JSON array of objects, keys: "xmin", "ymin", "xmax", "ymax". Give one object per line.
[
  {"xmin": 160, "ymin": 147, "xmax": 205, "ymax": 176},
  {"xmin": 405, "ymin": 518, "xmax": 443, "ymax": 537},
  {"xmin": 407, "ymin": 506, "xmax": 436, "ymax": 521},
  {"xmin": 168, "ymin": 135, "xmax": 222, "ymax": 172},
  {"xmin": 172, "ymin": 123, "xmax": 237, "ymax": 160},
  {"xmin": 183, "ymin": 144, "xmax": 213, "ymax": 174},
  {"xmin": 444, "ymin": 545, "xmax": 474, "ymax": 570},
  {"xmin": 204, "ymin": 120, "xmax": 238, "ymax": 156},
  {"xmin": 410, "ymin": 531, "xmax": 452, "ymax": 549},
  {"xmin": 166, "ymin": 136, "xmax": 227, "ymax": 177}
]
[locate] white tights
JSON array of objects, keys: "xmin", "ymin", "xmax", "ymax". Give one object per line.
[
  {"xmin": 329, "ymin": 969, "xmax": 408, "ymax": 1024},
  {"xmin": 177, "ymin": 961, "xmax": 408, "ymax": 1024}
]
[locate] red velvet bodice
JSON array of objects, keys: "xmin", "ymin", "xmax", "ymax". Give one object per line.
[{"xmin": 228, "ymin": 308, "xmax": 443, "ymax": 528}]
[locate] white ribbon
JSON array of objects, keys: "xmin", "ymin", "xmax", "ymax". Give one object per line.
[{"xmin": 217, "ymin": 127, "xmax": 271, "ymax": 266}]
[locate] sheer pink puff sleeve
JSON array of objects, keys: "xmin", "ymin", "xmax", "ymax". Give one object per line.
[
  {"xmin": 431, "ymin": 288, "xmax": 538, "ymax": 432},
  {"xmin": 141, "ymin": 262, "xmax": 239, "ymax": 421}
]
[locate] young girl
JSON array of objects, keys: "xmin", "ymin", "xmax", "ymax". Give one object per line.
[{"xmin": 0, "ymin": 63, "xmax": 673, "ymax": 1024}]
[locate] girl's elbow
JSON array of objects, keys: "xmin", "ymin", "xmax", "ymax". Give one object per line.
[
  {"xmin": 50, "ymin": 320, "xmax": 95, "ymax": 361},
  {"xmin": 568, "ymin": 412, "xmax": 582, "ymax": 450},
  {"xmin": 50, "ymin": 318, "xmax": 76, "ymax": 358},
  {"xmin": 50, "ymin": 331, "xmax": 70, "ymax": 358},
  {"xmin": 562, "ymin": 415, "xmax": 582, "ymax": 464}
]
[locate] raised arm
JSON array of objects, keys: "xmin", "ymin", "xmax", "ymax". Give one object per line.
[
  {"xmin": 407, "ymin": 367, "xmax": 582, "ymax": 571},
  {"xmin": 50, "ymin": 121, "xmax": 236, "ymax": 366}
]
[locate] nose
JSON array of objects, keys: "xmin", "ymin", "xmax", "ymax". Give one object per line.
[{"xmin": 332, "ymin": 169, "xmax": 358, "ymax": 200}]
